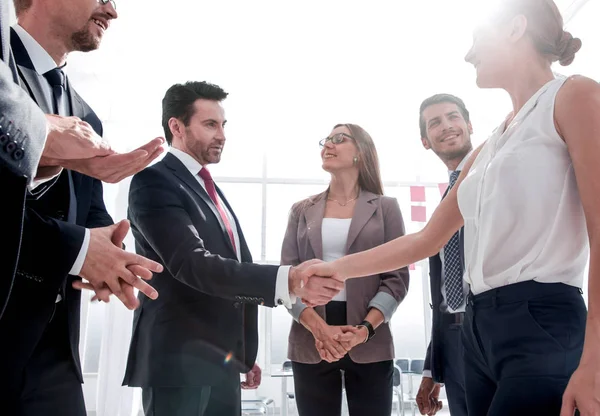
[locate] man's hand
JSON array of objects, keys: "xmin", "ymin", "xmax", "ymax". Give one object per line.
[
  {"xmin": 241, "ymin": 364, "xmax": 262, "ymax": 389},
  {"xmin": 289, "ymin": 261, "xmax": 344, "ymax": 306},
  {"xmin": 416, "ymin": 377, "xmax": 443, "ymax": 415},
  {"xmin": 76, "ymin": 219, "xmax": 162, "ymax": 310},
  {"xmin": 41, "ymin": 114, "xmax": 113, "ymax": 164},
  {"xmin": 53, "ymin": 138, "xmax": 165, "ymax": 184}
]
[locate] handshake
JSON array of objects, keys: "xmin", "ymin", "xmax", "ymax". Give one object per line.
[{"xmin": 287, "ymin": 259, "xmax": 343, "ymax": 307}]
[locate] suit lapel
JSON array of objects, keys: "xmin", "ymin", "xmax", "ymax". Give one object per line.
[
  {"xmin": 304, "ymin": 197, "xmax": 326, "ymax": 260},
  {"xmin": 163, "ymin": 153, "xmax": 235, "ymax": 255},
  {"xmin": 10, "ymin": 30, "xmax": 53, "ymax": 113},
  {"xmin": 67, "ymin": 81, "xmax": 84, "ymax": 118},
  {"xmin": 345, "ymin": 190, "xmax": 378, "ymax": 253}
]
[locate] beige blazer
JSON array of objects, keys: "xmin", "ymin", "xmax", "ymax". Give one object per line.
[{"xmin": 281, "ymin": 190, "xmax": 410, "ymax": 364}]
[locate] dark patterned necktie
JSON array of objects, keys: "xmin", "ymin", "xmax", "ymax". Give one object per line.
[{"xmin": 444, "ymin": 170, "xmax": 464, "ymax": 310}]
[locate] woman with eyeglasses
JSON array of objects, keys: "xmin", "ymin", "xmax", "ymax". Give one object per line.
[
  {"xmin": 280, "ymin": 124, "xmax": 409, "ymax": 416},
  {"xmin": 302, "ymin": 0, "xmax": 600, "ymax": 415}
]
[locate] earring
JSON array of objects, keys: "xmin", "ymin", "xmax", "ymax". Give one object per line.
[{"xmin": 353, "ymin": 156, "xmax": 358, "ymax": 165}]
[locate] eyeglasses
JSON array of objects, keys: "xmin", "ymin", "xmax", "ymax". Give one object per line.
[
  {"xmin": 98, "ymin": 0, "xmax": 116, "ymax": 10},
  {"xmin": 319, "ymin": 132, "xmax": 355, "ymax": 148}
]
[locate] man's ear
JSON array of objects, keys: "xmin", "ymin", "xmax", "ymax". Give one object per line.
[
  {"xmin": 421, "ymin": 137, "xmax": 432, "ymax": 150},
  {"xmin": 467, "ymin": 121, "xmax": 473, "ymax": 135},
  {"xmin": 168, "ymin": 117, "xmax": 183, "ymax": 139}
]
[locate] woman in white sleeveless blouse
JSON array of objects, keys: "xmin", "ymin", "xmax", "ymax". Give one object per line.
[{"xmin": 302, "ymin": 0, "xmax": 600, "ymax": 414}]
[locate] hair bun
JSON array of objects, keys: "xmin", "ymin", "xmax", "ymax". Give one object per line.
[{"xmin": 557, "ymin": 30, "xmax": 582, "ymax": 66}]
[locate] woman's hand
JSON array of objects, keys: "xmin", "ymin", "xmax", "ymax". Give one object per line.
[
  {"xmin": 560, "ymin": 359, "xmax": 600, "ymax": 416},
  {"xmin": 312, "ymin": 325, "xmax": 348, "ymax": 363},
  {"xmin": 333, "ymin": 325, "xmax": 368, "ymax": 351}
]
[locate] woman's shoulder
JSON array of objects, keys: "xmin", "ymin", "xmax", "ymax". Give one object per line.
[
  {"xmin": 378, "ymin": 195, "xmax": 400, "ymax": 207},
  {"xmin": 290, "ymin": 192, "xmax": 326, "ymax": 217}
]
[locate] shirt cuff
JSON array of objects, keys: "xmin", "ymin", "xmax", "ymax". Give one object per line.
[
  {"xmin": 422, "ymin": 370, "xmax": 432, "ymax": 378},
  {"xmin": 69, "ymin": 228, "xmax": 90, "ymax": 276},
  {"xmin": 368, "ymin": 291, "xmax": 400, "ymax": 323},
  {"xmin": 289, "ymin": 299, "xmax": 308, "ymax": 322},
  {"xmin": 274, "ymin": 265, "xmax": 294, "ymax": 308}
]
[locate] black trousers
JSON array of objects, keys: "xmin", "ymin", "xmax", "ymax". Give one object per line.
[
  {"xmin": 462, "ymin": 280, "xmax": 586, "ymax": 416},
  {"xmin": 5, "ymin": 301, "xmax": 85, "ymax": 416},
  {"xmin": 438, "ymin": 316, "xmax": 467, "ymax": 416},
  {"xmin": 142, "ymin": 376, "xmax": 241, "ymax": 416},
  {"xmin": 291, "ymin": 301, "xmax": 393, "ymax": 416}
]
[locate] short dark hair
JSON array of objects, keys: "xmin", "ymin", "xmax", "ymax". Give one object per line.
[
  {"xmin": 161, "ymin": 81, "xmax": 228, "ymax": 145},
  {"xmin": 419, "ymin": 94, "xmax": 470, "ymax": 139}
]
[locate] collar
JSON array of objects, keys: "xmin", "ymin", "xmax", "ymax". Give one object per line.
[
  {"xmin": 449, "ymin": 150, "xmax": 473, "ymax": 176},
  {"xmin": 12, "ymin": 24, "xmax": 62, "ymax": 75},
  {"xmin": 169, "ymin": 147, "xmax": 205, "ymax": 176}
]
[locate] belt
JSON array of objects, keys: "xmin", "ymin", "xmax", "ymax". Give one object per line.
[{"xmin": 441, "ymin": 312, "xmax": 464, "ymax": 325}]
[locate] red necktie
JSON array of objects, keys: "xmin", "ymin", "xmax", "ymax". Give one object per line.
[{"xmin": 198, "ymin": 167, "xmax": 237, "ymax": 253}]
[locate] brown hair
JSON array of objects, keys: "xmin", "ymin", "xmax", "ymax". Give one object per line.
[
  {"xmin": 334, "ymin": 123, "xmax": 384, "ymax": 196},
  {"xmin": 13, "ymin": 0, "xmax": 32, "ymax": 15},
  {"xmin": 496, "ymin": 0, "xmax": 582, "ymax": 66},
  {"xmin": 291, "ymin": 123, "xmax": 384, "ymax": 219}
]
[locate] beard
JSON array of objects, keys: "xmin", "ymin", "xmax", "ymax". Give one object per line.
[
  {"xmin": 436, "ymin": 140, "xmax": 473, "ymax": 163},
  {"xmin": 71, "ymin": 22, "xmax": 101, "ymax": 52}
]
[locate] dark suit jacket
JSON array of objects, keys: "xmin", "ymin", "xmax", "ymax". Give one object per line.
[
  {"xmin": 123, "ymin": 152, "xmax": 279, "ymax": 388},
  {"xmin": 0, "ymin": 30, "xmax": 113, "ymax": 385},
  {"xmin": 0, "ymin": 3, "xmax": 48, "ymax": 320},
  {"xmin": 282, "ymin": 191, "xmax": 409, "ymax": 364},
  {"xmin": 423, "ymin": 186, "xmax": 465, "ymax": 383}
]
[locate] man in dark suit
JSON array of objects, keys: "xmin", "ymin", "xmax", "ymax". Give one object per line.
[
  {"xmin": 0, "ymin": 1, "xmax": 166, "ymax": 415},
  {"xmin": 124, "ymin": 81, "xmax": 344, "ymax": 416},
  {"xmin": 415, "ymin": 94, "xmax": 473, "ymax": 416}
]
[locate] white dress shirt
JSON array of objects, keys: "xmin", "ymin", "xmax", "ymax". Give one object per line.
[
  {"xmin": 169, "ymin": 147, "xmax": 293, "ymax": 307},
  {"xmin": 458, "ymin": 76, "xmax": 588, "ymax": 295},
  {"xmin": 13, "ymin": 24, "xmax": 89, "ymax": 288}
]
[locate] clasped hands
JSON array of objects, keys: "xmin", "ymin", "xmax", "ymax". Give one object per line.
[{"xmin": 312, "ymin": 324, "xmax": 367, "ymax": 363}]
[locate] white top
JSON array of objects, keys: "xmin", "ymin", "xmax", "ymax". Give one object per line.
[
  {"xmin": 169, "ymin": 148, "xmax": 294, "ymax": 307},
  {"xmin": 458, "ymin": 76, "xmax": 589, "ymax": 295},
  {"xmin": 322, "ymin": 218, "xmax": 352, "ymax": 301},
  {"xmin": 439, "ymin": 152, "xmax": 472, "ymax": 313}
]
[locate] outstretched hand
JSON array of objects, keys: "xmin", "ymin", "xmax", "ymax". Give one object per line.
[{"xmin": 288, "ymin": 260, "xmax": 344, "ymax": 306}]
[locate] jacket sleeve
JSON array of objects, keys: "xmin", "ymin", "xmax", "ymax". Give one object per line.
[
  {"xmin": 367, "ymin": 197, "xmax": 410, "ymax": 322},
  {"xmin": 0, "ymin": 61, "xmax": 47, "ymax": 183},
  {"xmin": 128, "ymin": 168, "xmax": 279, "ymax": 306},
  {"xmin": 280, "ymin": 202, "xmax": 308, "ymax": 321},
  {"xmin": 423, "ymin": 339, "xmax": 433, "ymax": 372},
  {"xmin": 16, "ymin": 206, "xmax": 86, "ymax": 293},
  {"xmin": 85, "ymin": 178, "xmax": 114, "ymax": 228}
]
